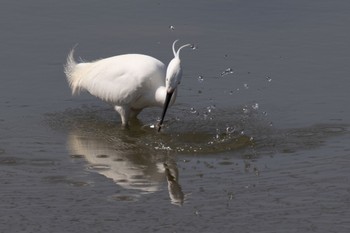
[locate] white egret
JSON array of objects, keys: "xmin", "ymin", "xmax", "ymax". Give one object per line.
[{"xmin": 64, "ymin": 40, "xmax": 191, "ymax": 131}]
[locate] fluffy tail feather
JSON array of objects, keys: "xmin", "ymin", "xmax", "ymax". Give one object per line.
[{"xmin": 64, "ymin": 47, "xmax": 80, "ymax": 94}]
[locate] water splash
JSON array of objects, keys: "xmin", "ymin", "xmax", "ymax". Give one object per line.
[
  {"xmin": 154, "ymin": 143, "xmax": 172, "ymax": 151},
  {"xmin": 226, "ymin": 126, "xmax": 235, "ymax": 134},
  {"xmin": 169, "ymin": 25, "xmax": 175, "ymax": 30},
  {"xmin": 266, "ymin": 76, "xmax": 272, "ymax": 82},
  {"xmin": 198, "ymin": 75, "xmax": 204, "ymax": 83},
  {"xmin": 206, "ymin": 105, "xmax": 216, "ymax": 113},
  {"xmin": 221, "ymin": 68, "xmax": 234, "ymax": 77},
  {"xmin": 252, "ymin": 103, "xmax": 259, "ymax": 110},
  {"xmin": 46, "ymin": 105, "xmax": 349, "ymax": 160},
  {"xmin": 190, "ymin": 107, "xmax": 197, "ymax": 114},
  {"xmin": 242, "ymin": 106, "xmax": 249, "ymax": 114}
]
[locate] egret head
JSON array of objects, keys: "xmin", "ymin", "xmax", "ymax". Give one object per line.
[{"xmin": 158, "ymin": 40, "xmax": 191, "ymax": 132}]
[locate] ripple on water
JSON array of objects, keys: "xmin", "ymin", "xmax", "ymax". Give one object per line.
[
  {"xmin": 43, "ymin": 176, "xmax": 91, "ymax": 187},
  {"xmin": 108, "ymin": 194, "xmax": 139, "ymax": 202},
  {"xmin": 87, "ymin": 164, "xmax": 111, "ymax": 171},
  {"xmin": 70, "ymin": 154, "xmax": 85, "ymax": 159},
  {"xmin": 45, "ymin": 105, "xmax": 349, "ymax": 157},
  {"xmin": 0, "ymin": 157, "xmax": 21, "ymax": 166}
]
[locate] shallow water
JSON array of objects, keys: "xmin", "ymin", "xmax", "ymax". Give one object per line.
[{"xmin": 1, "ymin": 0, "xmax": 350, "ymax": 232}]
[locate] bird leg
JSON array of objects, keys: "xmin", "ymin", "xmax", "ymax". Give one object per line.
[{"xmin": 114, "ymin": 105, "xmax": 130, "ymax": 127}]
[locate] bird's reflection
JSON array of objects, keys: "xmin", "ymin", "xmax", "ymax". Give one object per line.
[
  {"xmin": 67, "ymin": 125, "xmax": 184, "ymax": 205},
  {"xmin": 164, "ymin": 161, "xmax": 184, "ymax": 206}
]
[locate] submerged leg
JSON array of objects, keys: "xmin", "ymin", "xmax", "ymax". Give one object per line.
[
  {"xmin": 130, "ymin": 108, "xmax": 142, "ymax": 119},
  {"xmin": 114, "ymin": 105, "xmax": 130, "ymax": 127},
  {"xmin": 129, "ymin": 108, "xmax": 143, "ymax": 126}
]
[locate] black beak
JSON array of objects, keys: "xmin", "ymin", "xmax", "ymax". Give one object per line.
[{"xmin": 157, "ymin": 91, "xmax": 174, "ymax": 132}]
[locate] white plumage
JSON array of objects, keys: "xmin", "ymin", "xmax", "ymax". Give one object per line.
[{"xmin": 64, "ymin": 40, "xmax": 190, "ymax": 130}]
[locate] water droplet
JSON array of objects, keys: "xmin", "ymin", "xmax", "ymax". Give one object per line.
[
  {"xmin": 169, "ymin": 25, "xmax": 175, "ymax": 30},
  {"xmin": 198, "ymin": 75, "xmax": 204, "ymax": 82},
  {"xmin": 266, "ymin": 76, "xmax": 272, "ymax": 82},
  {"xmin": 190, "ymin": 107, "xmax": 197, "ymax": 114},
  {"xmin": 190, "ymin": 44, "xmax": 197, "ymax": 50},
  {"xmin": 240, "ymin": 130, "xmax": 245, "ymax": 135},
  {"xmin": 243, "ymin": 83, "xmax": 249, "ymax": 89},
  {"xmin": 254, "ymin": 167, "xmax": 260, "ymax": 176},
  {"xmin": 252, "ymin": 103, "xmax": 259, "ymax": 110},
  {"xmin": 228, "ymin": 192, "xmax": 234, "ymax": 200},
  {"xmin": 206, "ymin": 105, "xmax": 216, "ymax": 113},
  {"xmin": 221, "ymin": 68, "xmax": 234, "ymax": 77},
  {"xmin": 150, "ymin": 124, "xmax": 155, "ymax": 129},
  {"xmin": 263, "ymin": 111, "xmax": 268, "ymax": 116},
  {"xmin": 215, "ymin": 128, "xmax": 220, "ymax": 139},
  {"xmin": 154, "ymin": 143, "xmax": 172, "ymax": 151},
  {"xmin": 242, "ymin": 106, "xmax": 249, "ymax": 114},
  {"xmin": 226, "ymin": 126, "xmax": 235, "ymax": 134},
  {"xmin": 203, "ymin": 113, "xmax": 208, "ymax": 120},
  {"xmin": 229, "ymin": 90, "xmax": 233, "ymax": 95},
  {"xmin": 249, "ymin": 136, "xmax": 254, "ymax": 141}
]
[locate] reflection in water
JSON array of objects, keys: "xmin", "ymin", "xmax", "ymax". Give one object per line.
[
  {"xmin": 164, "ymin": 161, "xmax": 184, "ymax": 206},
  {"xmin": 67, "ymin": 128, "xmax": 184, "ymax": 205},
  {"xmin": 57, "ymin": 105, "xmax": 261, "ymax": 205},
  {"xmin": 53, "ymin": 105, "xmax": 260, "ymax": 206},
  {"xmin": 47, "ymin": 105, "xmax": 349, "ymax": 206}
]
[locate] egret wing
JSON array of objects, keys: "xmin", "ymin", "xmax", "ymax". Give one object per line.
[{"xmin": 76, "ymin": 54, "xmax": 165, "ymax": 105}]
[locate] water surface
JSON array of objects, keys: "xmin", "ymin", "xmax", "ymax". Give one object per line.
[{"xmin": 1, "ymin": 0, "xmax": 350, "ymax": 232}]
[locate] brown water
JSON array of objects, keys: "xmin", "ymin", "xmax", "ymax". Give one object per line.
[{"xmin": 1, "ymin": 0, "xmax": 350, "ymax": 232}]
